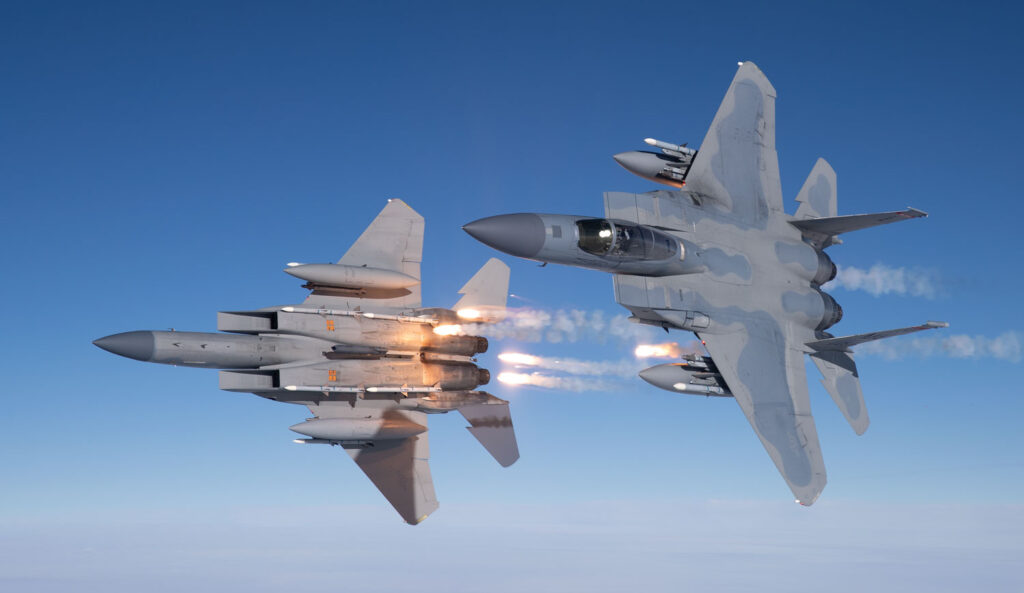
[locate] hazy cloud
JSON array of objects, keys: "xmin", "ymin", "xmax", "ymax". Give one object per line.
[{"xmin": 856, "ymin": 331, "xmax": 1021, "ymax": 362}]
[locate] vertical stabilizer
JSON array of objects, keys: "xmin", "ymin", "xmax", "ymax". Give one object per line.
[
  {"xmin": 794, "ymin": 158, "xmax": 837, "ymax": 219},
  {"xmin": 452, "ymin": 258, "xmax": 510, "ymax": 319}
]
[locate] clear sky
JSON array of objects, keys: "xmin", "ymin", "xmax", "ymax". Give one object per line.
[{"xmin": 2, "ymin": 2, "xmax": 1022, "ymax": 591}]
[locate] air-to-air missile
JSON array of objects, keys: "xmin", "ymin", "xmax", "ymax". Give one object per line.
[{"xmin": 94, "ymin": 199, "xmax": 518, "ymax": 525}]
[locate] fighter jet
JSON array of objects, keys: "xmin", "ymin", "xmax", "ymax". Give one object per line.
[
  {"xmin": 95, "ymin": 199, "xmax": 518, "ymax": 524},
  {"xmin": 463, "ymin": 62, "xmax": 945, "ymax": 505}
]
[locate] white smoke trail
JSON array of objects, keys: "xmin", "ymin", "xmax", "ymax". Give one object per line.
[
  {"xmin": 495, "ymin": 339, "xmax": 705, "ymax": 394},
  {"xmin": 496, "ymin": 372, "xmax": 622, "ymax": 392},
  {"xmin": 855, "ymin": 331, "xmax": 1021, "ymax": 362},
  {"xmin": 498, "ymin": 352, "xmax": 641, "ymax": 378},
  {"xmin": 824, "ymin": 264, "xmax": 939, "ymax": 299},
  {"xmin": 444, "ymin": 308, "xmax": 662, "ymax": 345}
]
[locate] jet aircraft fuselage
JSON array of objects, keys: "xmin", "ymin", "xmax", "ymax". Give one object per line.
[{"xmin": 464, "ymin": 62, "xmax": 944, "ymax": 505}]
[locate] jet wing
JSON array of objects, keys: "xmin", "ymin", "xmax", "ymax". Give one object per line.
[
  {"xmin": 347, "ymin": 433, "xmax": 438, "ymax": 525},
  {"xmin": 699, "ymin": 322, "xmax": 827, "ymax": 505},
  {"xmin": 310, "ymin": 403, "xmax": 438, "ymax": 524},
  {"xmin": 685, "ymin": 62, "xmax": 784, "ymax": 222},
  {"xmin": 303, "ymin": 199, "xmax": 425, "ymax": 311}
]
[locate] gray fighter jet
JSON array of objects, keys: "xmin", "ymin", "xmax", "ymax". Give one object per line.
[
  {"xmin": 95, "ymin": 199, "xmax": 518, "ymax": 524},
  {"xmin": 463, "ymin": 62, "xmax": 945, "ymax": 505}
]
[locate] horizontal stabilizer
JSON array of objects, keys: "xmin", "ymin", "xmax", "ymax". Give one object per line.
[
  {"xmin": 452, "ymin": 258, "xmax": 510, "ymax": 321},
  {"xmin": 791, "ymin": 208, "xmax": 926, "ymax": 248},
  {"xmin": 810, "ymin": 349, "xmax": 868, "ymax": 435},
  {"xmin": 807, "ymin": 321, "xmax": 948, "ymax": 352},
  {"xmin": 458, "ymin": 403, "xmax": 519, "ymax": 467}
]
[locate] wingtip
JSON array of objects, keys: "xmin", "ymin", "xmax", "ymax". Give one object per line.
[
  {"xmin": 795, "ymin": 490, "xmax": 822, "ymax": 507},
  {"xmin": 406, "ymin": 513, "xmax": 431, "ymax": 525},
  {"xmin": 498, "ymin": 451, "xmax": 520, "ymax": 468}
]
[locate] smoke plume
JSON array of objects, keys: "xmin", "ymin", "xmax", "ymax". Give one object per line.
[
  {"xmin": 498, "ymin": 352, "xmax": 640, "ymax": 378},
  {"xmin": 855, "ymin": 331, "xmax": 1021, "ymax": 362},
  {"xmin": 496, "ymin": 372, "xmax": 623, "ymax": 392},
  {"xmin": 824, "ymin": 264, "xmax": 939, "ymax": 299},
  {"xmin": 449, "ymin": 308, "xmax": 661, "ymax": 345}
]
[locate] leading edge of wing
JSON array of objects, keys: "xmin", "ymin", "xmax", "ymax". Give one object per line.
[
  {"xmin": 685, "ymin": 61, "xmax": 784, "ymax": 221},
  {"xmin": 700, "ymin": 319, "xmax": 827, "ymax": 505}
]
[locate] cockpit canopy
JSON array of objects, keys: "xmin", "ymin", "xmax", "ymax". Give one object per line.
[{"xmin": 576, "ymin": 219, "xmax": 679, "ymax": 261}]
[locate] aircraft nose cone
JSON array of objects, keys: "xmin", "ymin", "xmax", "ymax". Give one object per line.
[
  {"xmin": 93, "ymin": 331, "xmax": 156, "ymax": 362},
  {"xmin": 463, "ymin": 214, "xmax": 546, "ymax": 259}
]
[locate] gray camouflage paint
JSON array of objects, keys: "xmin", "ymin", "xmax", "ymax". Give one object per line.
[
  {"xmin": 465, "ymin": 61, "xmax": 939, "ymax": 505},
  {"xmin": 603, "ymin": 63, "xmax": 839, "ymax": 504}
]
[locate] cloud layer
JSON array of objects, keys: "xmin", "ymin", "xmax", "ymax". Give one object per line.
[{"xmin": 855, "ymin": 331, "xmax": 1021, "ymax": 362}]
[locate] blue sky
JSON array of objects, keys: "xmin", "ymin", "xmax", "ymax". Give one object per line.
[{"xmin": 2, "ymin": 2, "xmax": 1022, "ymax": 591}]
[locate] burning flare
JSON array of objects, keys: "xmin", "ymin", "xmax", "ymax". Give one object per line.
[
  {"xmin": 634, "ymin": 341, "xmax": 705, "ymax": 359},
  {"xmin": 497, "ymin": 371, "xmax": 534, "ymax": 385},
  {"xmin": 635, "ymin": 342, "xmax": 683, "ymax": 358},
  {"xmin": 497, "ymin": 371, "xmax": 614, "ymax": 392},
  {"xmin": 498, "ymin": 352, "xmax": 542, "ymax": 366},
  {"xmin": 433, "ymin": 324, "xmax": 463, "ymax": 336}
]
